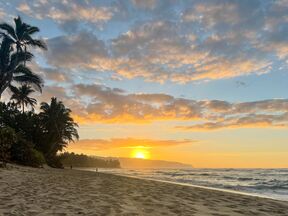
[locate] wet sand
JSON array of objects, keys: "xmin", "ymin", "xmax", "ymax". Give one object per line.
[{"xmin": 0, "ymin": 165, "xmax": 288, "ymax": 215}]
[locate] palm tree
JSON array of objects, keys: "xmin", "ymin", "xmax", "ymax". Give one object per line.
[
  {"xmin": 0, "ymin": 37, "xmax": 43, "ymax": 98},
  {"xmin": 0, "ymin": 16, "xmax": 46, "ymax": 98},
  {"xmin": 10, "ymin": 85, "xmax": 37, "ymax": 113},
  {"xmin": 0, "ymin": 16, "xmax": 47, "ymax": 62},
  {"xmin": 39, "ymin": 97, "xmax": 79, "ymax": 157}
]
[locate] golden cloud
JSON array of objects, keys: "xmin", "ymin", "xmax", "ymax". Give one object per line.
[
  {"xmin": 68, "ymin": 138, "xmax": 196, "ymax": 152},
  {"xmin": 39, "ymin": 83, "xmax": 288, "ymax": 130}
]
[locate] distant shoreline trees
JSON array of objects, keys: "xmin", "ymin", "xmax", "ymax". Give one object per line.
[
  {"xmin": 0, "ymin": 16, "xmax": 78, "ymax": 168},
  {"xmin": 60, "ymin": 152, "xmax": 121, "ymax": 168}
]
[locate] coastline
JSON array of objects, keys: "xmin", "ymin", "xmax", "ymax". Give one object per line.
[
  {"xmin": 95, "ymin": 171, "xmax": 279, "ymax": 201},
  {"xmin": 80, "ymin": 167, "xmax": 288, "ymax": 202},
  {"xmin": 1, "ymin": 165, "xmax": 288, "ymax": 215}
]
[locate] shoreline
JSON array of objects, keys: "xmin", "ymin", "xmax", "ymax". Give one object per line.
[
  {"xmin": 96, "ymin": 171, "xmax": 279, "ymax": 201},
  {"xmin": 79, "ymin": 167, "xmax": 287, "ymax": 202},
  {"xmin": 1, "ymin": 165, "xmax": 288, "ymax": 215}
]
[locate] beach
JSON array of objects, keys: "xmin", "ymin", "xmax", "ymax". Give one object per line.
[{"xmin": 0, "ymin": 166, "xmax": 288, "ymax": 216}]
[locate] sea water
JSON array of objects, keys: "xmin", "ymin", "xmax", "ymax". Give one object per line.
[{"xmin": 91, "ymin": 168, "xmax": 288, "ymax": 201}]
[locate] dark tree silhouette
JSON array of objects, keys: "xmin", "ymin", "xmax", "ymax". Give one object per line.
[
  {"xmin": 60, "ymin": 152, "xmax": 121, "ymax": 168},
  {"xmin": 0, "ymin": 16, "xmax": 47, "ymax": 61},
  {"xmin": 39, "ymin": 97, "xmax": 79, "ymax": 159},
  {"xmin": 0, "ymin": 17, "xmax": 79, "ymax": 168},
  {"xmin": 0, "ymin": 16, "xmax": 46, "ymax": 98},
  {"xmin": 10, "ymin": 85, "xmax": 37, "ymax": 113},
  {"xmin": 0, "ymin": 127, "xmax": 17, "ymax": 167}
]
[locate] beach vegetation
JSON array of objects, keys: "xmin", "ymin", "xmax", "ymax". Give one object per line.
[
  {"xmin": 0, "ymin": 127, "xmax": 17, "ymax": 167},
  {"xmin": 0, "ymin": 16, "xmax": 46, "ymax": 98},
  {"xmin": 38, "ymin": 97, "xmax": 79, "ymax": 167},
  {"xmin": 60, "ymin": 152, "xmax": 121, "ymax": 168},
  {"xmin": 10, "ymin": 84, "xmax": 37, "ymax": 113},
  {"xmin": 0, "ymin": 16, "xmax": 78, "ymax": 168}
]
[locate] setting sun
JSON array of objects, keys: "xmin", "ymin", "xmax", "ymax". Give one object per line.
[
  {"xmin": 134, "ymin": 151, "xmax": 145, "ymax": 159},
  {"xmin": 131, "ymin": 148, "xmax": 150, "ymax": 159}
]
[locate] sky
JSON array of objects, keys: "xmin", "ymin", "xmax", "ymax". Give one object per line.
[{"xmin": 1, "ymin": 0, "xmax": 288, "ymax": 168}]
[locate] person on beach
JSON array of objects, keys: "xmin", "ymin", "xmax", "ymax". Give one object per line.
[{"xmin": 96, "ymin": 168, "xmax": 99, "ymax": 176}]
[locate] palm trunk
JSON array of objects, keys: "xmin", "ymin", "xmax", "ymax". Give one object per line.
[
  {"xmin": 24, "ymin": 46, "xmax": 27, "ymax": 66},
  {"xmin": 22, "ymin": 101, "xmax": 25, "ymax": 113}
]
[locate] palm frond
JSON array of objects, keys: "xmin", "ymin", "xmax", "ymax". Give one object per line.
[
  {"xmin": 0, "ymin": 16, "xmax": 46, "ymax": 97},
  {"xmin": 9, "ymin": 52, "xmax": 34, "ymax": 69},
  {"xmin": 14, "ymin": 16, "xmax": 24, "ymax": 39},
  {"xmin": 26, "ymin": 26, "xmax": 40, "ymax": 35},
  {"xmin": 26, "ymin": 38, "xmax": 47, "ymax": 50},
  {"xmin": 8, "ymin": 84, "xmax": 19, "ymax": 94},
  {"xmin": 0, "ymin": 23, "xmax": 17, "ymax": 40},
  {"xmin": 13, "ymin": 67, "xmax": 43, "ymax": 92},
  {"xmin": 0, "ymin": 36, "xmax": 13, "ymax": 67}
]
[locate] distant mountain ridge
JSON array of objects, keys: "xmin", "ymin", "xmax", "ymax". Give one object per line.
[{"xmin": 117, "ymin": 157, "xmax": 193, "ymax": 169}]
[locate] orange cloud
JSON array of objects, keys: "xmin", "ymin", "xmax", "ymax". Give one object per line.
[
  {"xmin": 67, "ymin": 138, "xmax": 196, "ymax": 153},
  {"xmin": 13, "ymin": 0, "xmax": 288, "ymax": 84},
  {"xmin": 38, "ymin": 83, "xmax": 288, "ymax": 129},
  {"xmin": 42, "ymin": 18, "xmax": 283, "ymax": 84},
  {"xmin": 17, "ymin": 1, "xmax": 114, "ymax": 23},
  {"xmin": 176, "ymin": 113, "xmax": 288, "ymax": 131}
]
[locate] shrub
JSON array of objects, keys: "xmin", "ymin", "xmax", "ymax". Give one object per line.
[
  {"xmin": 0, "ymin": 127, "xmax": 17, "ymax": 167},
  {"xmin": 10, "ymin": 138, "xmax": 45, "ymax": 167},
  {"xmin": 30, "ymin": 149, "xmax": 46, "ymax": 167},
  {"xmin": 46, "ymin": 155, "xmax": 64, "ymax": 169}
]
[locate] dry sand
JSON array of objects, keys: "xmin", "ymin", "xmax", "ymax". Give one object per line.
[{"xmin": 0, "ymin": 165, "xmax": 288, "ymax": 216}]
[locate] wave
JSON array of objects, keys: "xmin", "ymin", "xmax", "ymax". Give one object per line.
[{"xmin": 98, "ymin": 168, "xmax": 288, "ymax": 201}]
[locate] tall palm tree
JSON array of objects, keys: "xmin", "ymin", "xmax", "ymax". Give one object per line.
[
  {"xmin": 39, "ymin": 97, "xmax": 79, "ymax": 157},
  {"xmin": 0, "ymin": 16, "xmax": 47, "ymax": 61},
  {"xmin": 10, "ymin": 84, "xmax": 37, "ymax": 113},
  {"xmin": 0, "ymin": 16, "xmax": 46, "ymax": 98},
  {"xmin": 0, "ymin": 37, "xmax": 43, "ymax": 98}
]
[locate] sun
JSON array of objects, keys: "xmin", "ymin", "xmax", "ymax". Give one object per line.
[
  {"xmin": 131, "ymin": 148, "xmax": 150, "ymax": 159},
  {"xmin": 134, "ymin": 151, "xmax": 146, "ymax": 159}
]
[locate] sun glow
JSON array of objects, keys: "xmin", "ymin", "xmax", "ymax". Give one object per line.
[{"xmin": 131, "ymin": 147, "xmax": 150, "ymax": 159}]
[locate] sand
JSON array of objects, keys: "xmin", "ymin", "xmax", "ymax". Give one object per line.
[{"xmin": 0, "ymin": 165, "xmax": 288, "ymax": 216}]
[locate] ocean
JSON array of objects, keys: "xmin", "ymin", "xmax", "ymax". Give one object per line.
[{"xmin": 84, "ymin": 168, "xmax": 288, "ymax": 201}]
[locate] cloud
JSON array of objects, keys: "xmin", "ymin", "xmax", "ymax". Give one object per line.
[
  {"xmin": 68, "ymin": 138, "xmax": 195, "ymax": 151},
  {"xmin": 131, "ymin": 0, "xmax": 158, "ymax": 10},
  {"xmin": 30, "ymin": 63, "xmax": 71, "ymax": 83},
  {"xmin": 72, "ymin": 84, "xmax": 203, "ymax": 123},
  {"xmin": 38, "ymin": 82, "xmax": 288, "ymax": 129},
  {"xmin": 0, "ymin": 5, "xmax": 7, "ymax": 22},
  {"xmin": 177, "ymin": 100, "xmax": 288, "ymax": 131},
  {"xmin": 45, "ymin": 31, "xmax": 108, "ymax": 70},
  {"xmin": 17, "ymin": 3, "xmax": 31, "ymax": 15},
  {"xmin": 42, "ymin": 2, "xmax": 286, "ymax": 84},
  {"xmin": 16, "ymin": 1, "xmax": 115, "ymax": 24},
  {"xmin": 11, "ymin": 0, "xmax": 288, "ymax": 84},
  {"xmin": 27, "ymin": 76, "xmax": 288, "ymax": 129},
  {"xmin": 183, "ymin": 1, "xmax": 241, "ymax": 27},
  {"xmin": 13, "ymin": 0, "xmax": 286, "ymax": 84},
  {"xmin": 177, "ymin": 113, "xmax": 288, "ymax": 131}
]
